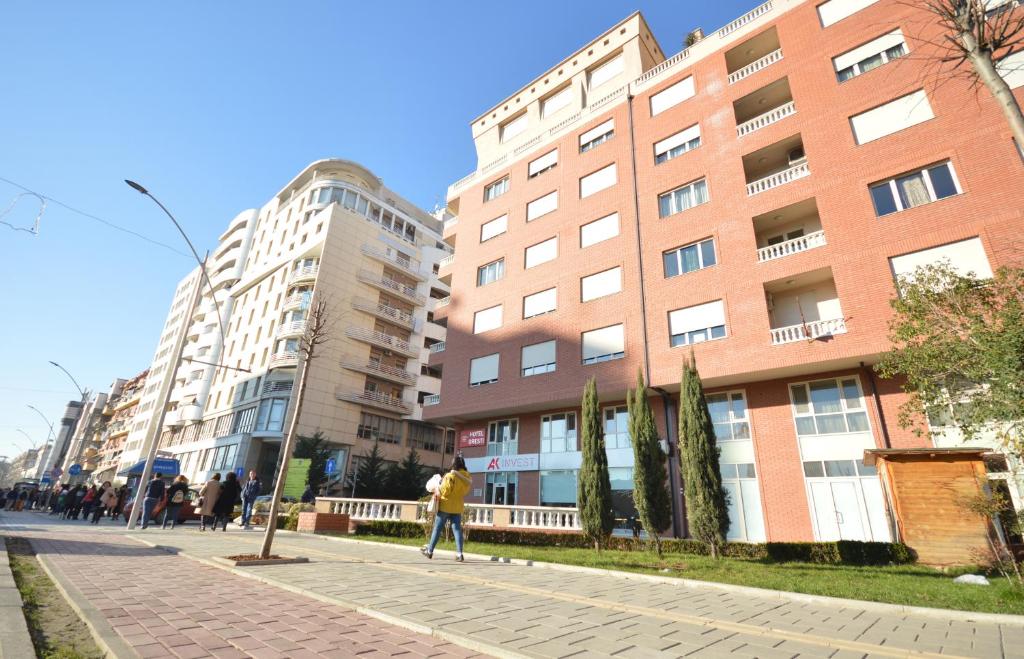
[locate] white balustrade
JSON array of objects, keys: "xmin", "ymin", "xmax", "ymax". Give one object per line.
[
  {"xmin": 290, "ymin": 264, "xmax": 319, "ymax": 283},
  {"xmin": 429, "ymin": 341, "xmax": 445, "ymax": 354},
  {"xmin": 438, "ymin": 254, "xmax": 455, "ymax": 269},
  {"xmin": 757, "ymin": 230, "xmax": 826, "ymax": 262},
  {"xmin": 770, "ymin": 317, "xmax": 847, "ymax": 345},
  {"xmin": 344, "ymin": 325, "xmax": 416, "ymax": 356},
  {"xmin": 736, "ymin": 100, "xmax": 795, "ymax": 137},
  {"xmin": 728, "ymin": 47, "xmax": 783, "ymax": 84},
  {"xmin": 351, "ymin": 298, "xmax": 415, "ymax": 328},
  {"xmin": 277, "ymin": 320, "xmax": 307, "ymax": 337},
  {"xmin": 434, "ymin": 296, "xmax": 451, "ymax": 308},
  {"xmin": 746, "ymin": 161, "xmax": 809, "ymax": 196},
  {"xmin": 717, "ymin": 0, "xmax": 773, "ymax": 38},
  {"xmin": 269, "ymin": 351, "xmax": 299, "ymax": 368},
  {"xmin": 509, "ymin": 505, "xmax": 581, "ymax": 530},
  {"xmin": 422, "ymin": 394, "xmax": 440, "ymax": 406},
  {"xmin": 324, "ymin": 498, "xmax": 407, "ymax": 521},
  {"xmin": 361, "ymin": 244, "xmax": 421, "ymax": 278}
]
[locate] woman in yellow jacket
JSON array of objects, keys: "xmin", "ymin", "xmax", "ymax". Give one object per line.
[{"xmin": 422, "ymin": 456, "xmax": 472, "ymax": 562}]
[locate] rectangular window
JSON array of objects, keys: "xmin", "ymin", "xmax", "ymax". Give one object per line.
[
  {"xmin": 706, "ymin": 392, "xmax": 750, "ymax": 441},
  {"xmin": 580, "ymin": 163, "xmax": 617, "ymax": 198},
  {"xmin": 487, "ymin": 419, "xmax": 518, "ymax": 456},
  {"xmin": 580, "ymin": 266, "xmax": 622, "ymax": 302},
  {"xmin": 582, "ymin": 324, "xmax": 625, "ymax": 364},
  {"xmin": 834, "ymin": 30, "xmax": 907, "ymax": 82},
  {"xmin": 523, "ymin": 287, "xmax": 557, "ymax": 318},
  {"xmin": 579, "ymin": 119, "xmax": 614, "ymax": 152},
  {"xmin": 997, "ymin": 49, "xmax": 1024, "ymax": 90},
  {"xmin": 580, "ymin": 212, "xmax": 619, "ymax": 248},
  {"xmin": 869, "ymin": 161, "xmax": 960, "ymax": 216},
  {"xmin": 541, "ymin": 86, "xmax": 573, "ymax": 118},
  {"xmin": 255, "ymin": 398, "xmax": 288, "ymax": 432},
  {"xmin": 541, "ymin": 412, "xmax": 577, "ymax": 452},
  {"xmin": 658, "ymin": 179, "xmax": 708, "ymax": 217},
  {"xmin": 526, "ymin": 190, "xmax": 558, "ymax": 221},
  {"xmin": 357, "ymin": 412, "xmax": 401, "ymax": 444},
  {"xmin": 790, "ymin": 378, "xmax": 870, "ymax": 435},
  {"xmin": 889, "ymin": 237, "xmax": 993, "ymax": 284},
  {"xmin": 603, "ymin": 406, "xmax": 630, "ymax": 449},
  {"xmin": 525, "ymin": 237, "xmax": 557, "ymax": 269},
  {"xmin": 817, "ymin": 0, "xmax": 880, "ymax": 27},
  {"xmin": 650, "ymin": 76, "xmax": 695, "ymax": 116},
  {"xmin": 522, "ymin": 340, "xmax": 557, "ymax": 377},
  {"xmin": 528, "ymin": 150, "xmax": 558, "ymax": 178},
  {"xmin": 500, "ymin": 114, "xmax": 528, "ymax": 143},
  {"xmin": 654, "ymin": 124, "xmax": 701, "ymax": 164},
  {"xmin": 476, "ymin": 258, "xmax": 505, "ymax": 286},
  {"xmin": 540, "ymin": 470, "xmax": 577, "ymax": 507},
  {"xmin": 669, "ymin": 300, "xmax": 726, "ymax": 347},
  {"xmin": 473, "ymin": 305, "xmax": 503, "ymax": 334},
  {"xmin": 469, "ymin": 354, "xmax": 500, "ymax": 386},
  {"xmin": 483, "ymin": 176, "xmax": 509, "ymax": 202},
  {"xmin": 588, "ymin": 54, "xmax": 623, "ymax": 89},
  {"xmin": 663, "ymin": 238, "xmax": 716, "ymax": 278},
  {"xmin": 480, "ymin": 214, "xmax": 507, "ymax": 242},
  {"xmin": 850, "ymin": 90, "xmax": 934, "ymax": 144}
]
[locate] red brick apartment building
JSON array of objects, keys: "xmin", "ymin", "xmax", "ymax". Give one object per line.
[{"xmin": 424, "ymin": 0, "xmax": 1024, "ymax": 543}]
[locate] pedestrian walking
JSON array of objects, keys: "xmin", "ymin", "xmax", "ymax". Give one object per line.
[
  {"xmin": 67, "ymin": 485, "xmax": 86, "ymax": 519},
  {"xmin": 140, "ymin": 473, "xmax": 166, "ymax": 530},
  {"xmin": 162, "ymin": 476, "xmax": 190, "ymax": 529},
  {"xmin": 91, "ymin": 482, "xmax": 116, "ymax": 524},
  {"xmin": 28, "ymin": 489, "xmax": 39, "ymax": 510},
  {"xmin": 214, "ymin": 471, "xmax": 241, "ymax": 531},
  {"xmin": 15, "ymin": 489, "xmax": 29, "ymax": 512},
  {"xmin": 52, "ymin": 485, "xmax": 69, "ymax": 516},
  {"xmin": 4, "ymin": 489, "xmax": 17, "ymax": 510},
  {"xmin": 240, "ymin": 471, "xmax": 261, "ymax": 529},
  {"xmin": 421, "ymin": 456, "xmax": 472, "ymax": 562},
  {"xmin": 111, "ymin": 486, "xmax": 128, "ymax": 521},
  {"xmin": 301, "ymin": 484, "xmax": 315, "ymax": 504},
  {"xmin": 81, "ymin": 485, "xmax": 98, "ymax": 520},
  {"xmin": 197, "ymin": 473, "xmax": 221, "ymax": 531}
]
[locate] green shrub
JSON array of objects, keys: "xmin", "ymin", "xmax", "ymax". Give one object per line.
[
  {"xmin": 282, "ymin": 502, "xmax": 315, "ymax": 531},
  {"xmin": 355, "ymin": 521, "xmax": 424, "ymax": 538},
  {"xmin": 766, "ymin": 541, "xmax": 915, "ymax": 565}
]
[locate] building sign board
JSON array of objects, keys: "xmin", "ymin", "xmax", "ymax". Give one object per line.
[
  {"xmin": 458, "ymin": 428, "xmax": 486, "ymax": 448},
  {"xmin": 465, "ymin": 454, "xmax": 539, "ymax": 473}
]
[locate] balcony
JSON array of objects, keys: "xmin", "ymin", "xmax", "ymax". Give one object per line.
[
  {"xmin": 282, "ymin": 292, "xmax": 311, "ymax": 312},
  {"xmin": 743, "ymin": 134, "xmax": 808, "ymax": 196},
  {"xmin": 429, "ymin": 341, "xmax": 446, "ymax": 354},
  {"xmin": 356, "ymin": 269, "xmax": 425, "ymax": 305},
  {"xmin": 277, "ymin": 319, "xmax": 307, "ymax": 338},
  {"xmin": 765, "ymin": 268, "xmax": 846, "ymax": 345},
  {"xmin": 361, "ymin": 244, "xmax": 424, "ymax": 281},
  {"xmin": 726, "ymin": 27, "xmax": 782, "ymax": 84},
  {"xmin": 340, "ymin": 355, "xmax": 417, "ymax": 385},
  {"xmin": 423, "ymin": 394, "xmax": 440, "ymax": 406},
  {"xmin": 771, "ymin": 318, "xmax": 847, "ymax": 345},
  {"xmin": 180, "ymin": 404, "xmax": 203, "ymax": 423},
  {"xmin": 269, "ymin": 351, "xmax": 299, "ymax": 369},
  {"xmin": 434, "ymin": 296, "xmax": 451, "ymax": 309},
  {"xmin": 290, "ymin": 264, "xmax": 319, "ymax": 285},
  {"xmin": 344, "ymin": 325, "xmax": 419, "ymax": 358},
  {"xmin": 350, "ymin": 297, "xmax": 415, "ymax": 329},
  {"xmin": 337, "ymin": 388, "xmax": 412, "ymax": 415},
  {"xmin": 753, "ymin": 198, "xmax": 826, "ymax": 262},
  {"xmin": 734, "ymin": 78, "xmax": 794, "ymax": 138},
  {"xmin": 163, "ymin": 409, "xmax": 182, "ymax": 428},
  {"xmin": 262, "ymin": 379, "xmax": 294, "ymax": 395},
  {"xmin": 439, "ymin": 254, "xmax": 454, "ymax": 269}
]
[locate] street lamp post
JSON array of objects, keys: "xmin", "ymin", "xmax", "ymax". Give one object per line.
[
  {"xmin": 26, "ymin": 405, "xmax": 57, "ymax": 482},
  {"xmin": 49, "ymin": 360, "xmax": 89, "ymax": 476}
]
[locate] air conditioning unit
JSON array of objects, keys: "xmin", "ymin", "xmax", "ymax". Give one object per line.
[{"xmin": 788, "ymin": 147, "xmax": 806, "ymax": 166}]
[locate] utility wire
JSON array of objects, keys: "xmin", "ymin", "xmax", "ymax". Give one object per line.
[{"xmin": 0, "ymin": 174, "xmax": 190, "ymax": 257}]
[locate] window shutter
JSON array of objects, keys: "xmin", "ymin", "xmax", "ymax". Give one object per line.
[
  {"xmin": 528, "ymin": 150, "xmax": 558, "ymax": 176},
  {"xmin": 654, "ymin": 124, "xmax": 700, "ymax": 156},
  {"xmin": 650, "ymin": 76, "xmax": 695, "ymax": 116},
  {"xmin": 522, "ymin": 340, "xmax": 556, "ymax": 370},
  {"xmin": 582, "ymin": 325, "xmax": 625, "ymax": 360},
  {"xmin": 523, "ymin": 288, "xmax": 557, "ymax": 317},
  {"xmin": 469, "ymin": 354, "xmax": 500, "ymax": 384},
  {"xmin": 581, "ymin": 267, "xmax": 622, "ymax": 302},
  {"xmin": 669, "ymin": 300, "xmax": 725, "ymax": 335}
]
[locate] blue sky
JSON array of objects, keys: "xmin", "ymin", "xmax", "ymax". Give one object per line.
[{"xmin": 0, "ymin": 0, "xmax": 757, "ymax": 459}]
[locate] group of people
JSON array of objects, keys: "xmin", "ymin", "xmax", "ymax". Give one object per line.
[
  {"xmin": 51, "ymin": 481, "xmax": 129, "ymax": 523},
  {"xmin": 138, "ymin": 470, "xmax": 262, "ymax": 531},
  {"xmin": 1, "ymin": 487, "xmax": 37, "ymax": 511}
]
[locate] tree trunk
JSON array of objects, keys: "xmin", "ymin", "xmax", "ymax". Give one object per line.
[
  {"xmin": 962, "ymin": 30, "xmax": 1024, "ymax": 149},
  {"xmin": 653, "ymin": 533, "xmax": 663, "ymax": 559}
]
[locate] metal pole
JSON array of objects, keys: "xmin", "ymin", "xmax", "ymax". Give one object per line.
[{"xmin": 125, "ymin": 258, "xmax": 207, "ymax": 530}]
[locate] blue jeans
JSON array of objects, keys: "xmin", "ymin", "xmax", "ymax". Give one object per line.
[
  {"xmin": 162, "ymin": 504, "xmax": 183, "ymax": 529},
  {"xmin": 141, "ymin": 497, "xmax": 159, "ymax": 528},
  {"xmin": 241, "ymin": 499, "xmax": 256, "ymax": 526},
  {"xmin": 427, "ymin": 511, "xmax": 463, "ymax": 555}
]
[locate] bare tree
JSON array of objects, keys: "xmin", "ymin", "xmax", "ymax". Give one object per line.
[
  {"xmin": 919, "ymin": 0, "xmax": 1024, "ymax": 145},
  {"xmin": 258, "ymin": 298, "xmax": 330, "ymax": 559}
]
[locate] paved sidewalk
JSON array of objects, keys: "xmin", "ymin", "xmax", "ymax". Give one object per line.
[{"xmin": 0, "ymin": 541, "xmax": 35, "ymax": 657}]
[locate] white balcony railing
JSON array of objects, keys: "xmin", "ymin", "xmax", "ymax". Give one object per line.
[
  {"xmin": 282, "ymin": 293, "xmax": 311, "ymax": 311},
  {"xmin": 509, "ymin": 505, "xmax": 581, "ymax": 530},
  {"xmin": 277, "ymin": 320, "xmax": 307, "ymax": 337},
  {"xmin": 324, "ymin": 498, "xmax": 406, "ymax": 521},
  {"xmin": 263, "ymin": 379, "xmax": 294, "ymax": 395},
  {"xmin": 340, "ymin": 356, "xmax": 417, "ymax": 386},
  {"xmin": 351, "ymin": 298, "xmax": 415, "ymax": 328},
  {"xmin": 357, "ymin": 269, "xmax": 425, "ymax": 305},
  {"xmin": 338, "ymin": 389, "xmax": 412, "ymax": 414},
  {"xmin": 757, "ymin": 230, "xmax": 826, "ymax": 262},
  {"xmin": 429, "ymin": 341, "xmax": 445, "ymax": 354},
  {"xmin": 746, "ymin": 161, "xmax": 809, "ymax": 196},
  {"xmin": 438, "ymin": 254, "xmax": 455, "ymax": 269},
  {"xmin": 718, "ymin": 0, "xmax": 774, "ymax": 38},
  {"xmin": 269, "ymin": 351, "xmax": 299, "ymax": 368},
  {"xmin": 728, "ymin": 47, "xmax": 783, "ymax": 84},
  {"xmin": 344, "ymin": 326, "xmax": 417, "ymax": 357},
  {"xmin": 434, "ymin": 296, "xmax": 451, "ymax": 309},
  {"xmin": 736, "ymin": 100, "xmax": 795, "ymax": 137},
  {"xmin": 290, "ymin": 264, "xmax": 319, "ymax": 284},
  {"xmin": 770, "ymin": 317, "xmax": 847, "ymax": 345},
  {"xmin": 423, "ymin": 394, "xmax": 440, "ymax": 406},
  {"xmin": 360, "ymin": 244, "xmax": 423, "ymax": 279}
]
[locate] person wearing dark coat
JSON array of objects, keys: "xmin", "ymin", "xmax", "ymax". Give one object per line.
[{"xmin": 213, "ymin": 471, "xmax": 241, "ymax": 531}]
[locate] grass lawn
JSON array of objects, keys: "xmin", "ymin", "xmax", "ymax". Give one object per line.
[{"xmin": 354, "ymin": 534, "xmax": 1024, "ymax": 615}]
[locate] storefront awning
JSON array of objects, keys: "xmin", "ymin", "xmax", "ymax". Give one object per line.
[{"xmin": 117, "ymin": 457, "xmax": 180, "ymax": 477}]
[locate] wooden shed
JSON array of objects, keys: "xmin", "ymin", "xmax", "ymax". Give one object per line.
[{"xmin": 864, "ymin": 448, "xmax": 994, "ymax": 567}]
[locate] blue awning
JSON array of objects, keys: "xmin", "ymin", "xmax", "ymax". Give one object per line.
[{"xmin": 117, "ymin": 457, "xmax": 180, "ymax": 477}]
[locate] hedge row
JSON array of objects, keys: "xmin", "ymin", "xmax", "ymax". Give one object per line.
[{"xmin": 353, "ymin": 521, "xmax": 914, "ymax": 565}]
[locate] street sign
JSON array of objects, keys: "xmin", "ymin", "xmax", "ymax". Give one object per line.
[
  {"xmin": 68, "ymin": 464, "xmax": 82, "ymax": 476},
  {"xmin": 40, "ymin": 477, "xmax": 51, "ymax": 486},
  {"xmin": 235, "ymin": 466, "xmax": 244, "ymax": 478},
  {"xmin": 51, "ymin": 466, "xmax": 63, "ymax": 478},
  {"xmin": 325, "ymin": 458, "xmax": 337, "ymax": 474}
]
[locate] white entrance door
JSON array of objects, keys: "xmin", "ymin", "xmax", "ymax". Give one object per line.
[
  {"xmin": 810, "ymin": 481, "xmax": 840, "ymax": 540},
  {"xmin": 830, "ymin": 481, "xmax": 867, "ymax": 541}
]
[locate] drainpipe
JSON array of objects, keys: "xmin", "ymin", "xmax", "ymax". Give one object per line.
[
  {"xmin": 653, "ymin": 387, "xmax": 686, "ymax": 538},
  {"xmin": 861, "ymin": 361, "xmax": 891, "ymax": 448},
  {"xmin": 625, "ymin": 93, "xmax": 652, "ymax": 385}
]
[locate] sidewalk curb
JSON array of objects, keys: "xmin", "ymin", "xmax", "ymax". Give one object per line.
[
  {"xmin": 126, "ymin": 536, "xmax": 522, "ymax": 659},
  {"xmin": 292, "ymin": 531, "xmax": 1024, "ymax": 627},
  {"xmin": 0, "ymin": 547, "xmax": 36, "ymax": 659},
  {"xmin": 33, "ymin": 546, "xmax": 140, "ymax": 659}
]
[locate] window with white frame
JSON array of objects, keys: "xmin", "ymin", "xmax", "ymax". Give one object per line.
[
  {"xmin": 580, "ymin": 163, "xmax": 617, "ymax": 198},
  {"xmin": 654, "ymin": 124, "xmax": 701, "ymax": 164},
  {"xmin": 477, "ymin": 258, "xmax": 505, "ymax": 286},
  {"xmin": 523, "ymin": 287, "xmax": 557, "ymax": 318},
  {"xmin": 721, "ymin": 462, "xmax": 766, "ymax": 542},
  {"xmin": 582, "ymin": 324, "xmax": 625, "ymax": 364},
  {"xmin": 580, "ymin": 119, "xmax": 614, "ymax": 152},
  {"xmin": 522, "ymin": 340, "xmax": 556, "ymax": 377},
  {"xmin": 817, "ymin": 0, "xmax": 880, "ymax": 28},
  {"xmin": 501, "ymin": 113, "xmax": 528, "ymax": 143},
  {"xmin": 527, "ymin": 190, "xmax": 558, "ymax": 221},
  {"xmin": 528, "ymin": 150, "xmax": 558, "ymax": 178},
  {"xmin": 669, "ymin": 300, "xmax": 726, "ymax": 347},
  {"xmin": 541, "ymin": 412, "xmax": 577, "ymax": 453},
  {"xmin": 473, "ymin": 305, "xmax": 503, "ymax": 334},
  {"xmin": 790, "ymin": 378, "xmax": 870, "ymax": 435},
  {"xmin": 580, "ymin": 212, "xmax": 619, "ymax": 248},
  {"xmin": 480, "ymin": 215, "xmax": 508, "ymax": 242},
  {"xmin": 650, "ymin": 76, "xmax": 695, "ymax": 116},
  {"xmin": 869, "ymin": 161, "xmax": 960, "ymax": 216},
  {"xmin": 603, "ymin": 405, "xmax": 630, "ymax": 449},
  {"xmin": 541, "ymin": 470, "xmax": 577, "ymax": 507},
  {"xmin": 541, "ymin": 86, "xmax": 573, "ymax": 118},
  {"xmin": 850, "ymin": 90, "xmax": 933, "ymax": 144},
  {"xmin": 487, "ymin": 418, "xmax": 518, "ymax": 455},
  {"xmin": 525, "ymin": 237, "xmax": 557, "ymax": 268},
  {"xmin": 588, "ymin": 54, "xmax": 623, "ymax": 89},
  {"xmin": 469, "ymin": 353, "xmax": 500, "ymax": 386},
  {"xmin": 663, "ymin": 238, "xmax": 716, "ymax": 278},
  {"xmin": 889, "ymin": 237, "xmax": 993, "ymax": 284},
  {"xmin": 706, "ymin": 392, "xmax": 750, "ymax": 441},
  {"xmin": 580, "ymin": 266, "xmax": 622, "ymax": 302},
  {"xmin": 658, "ymin": 179, "xmax": 708, "ymax": 217},
  {"xmin": 834, "ymin": 30, "xmax": 907, "ymax": 82},
  {"xmin": 483, "ymin": 176, "xmax": 509, "ymax": 202}
]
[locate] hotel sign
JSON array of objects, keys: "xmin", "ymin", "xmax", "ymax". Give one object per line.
[
  {"xmin": 465, "ymin": 453, "xmax": 539, "ymax": 473},
  {"xmin": 458, "ymin": 428, "xmax": 486, "ymax": 448}
]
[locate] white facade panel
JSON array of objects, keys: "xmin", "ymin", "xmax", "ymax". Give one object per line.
[
  {"xmin": 650, "ymin": 76, "xmax": 695, "ymax": 116},
  {"xmin": 523, "ymin": 287, "xmax": 557, "ymax": 317},
  {"xmin": 817, "ymin": 0, "xmax": 880, "ymax": 27},
  {"xmin": 541, "ymin": 86, "xmax": 573, "ymax": 118},
  {"xmin": 580, "ymin": 213, "xmax": 619, "ymax": 248},
  {"xmin": 998, "ymin": 49, "xmax": 1024, "ymax": 90},
  {"xmin": 580, "ymin": 267, "xmax": 622, "ymax": 302},
  {"xmin": 579, "ymin": 164, "xmax": 616, "ymax": 198},
  {"xmin": 501, "ymin": 113, "xmax": 528, "ymax": 143},
  {"xmin": 525, "ymin": 237, "xmax": 558, "ymax": 268},
  {"xmin": 480, "ymin": 214, "xmax": 508, "ymax": 242},
  {"xmin": 850, "ymin": 90, "xmax": 934, "ymax": 144},
  {"xmin": 526, "ymin": 191, "xmax": 558, "ymax": 221},
  {"xmin": 582, "ymin": 324, "xmax": 624, "ymax": 360},
  {"xmin": 889, "ymin": 237, "xmax": 993, "ymax": 281},
  {"xmin": 473, "ymin": 305, "xmax": 503, "ymax": 334}
]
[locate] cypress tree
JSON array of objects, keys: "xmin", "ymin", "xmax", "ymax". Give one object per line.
[
  {"xmin": 678, "ymin": 353, "xmax": 730, "ymax": 558},
  {"xmin": 627, "ymin": 369, "xmax": 672, "ymax": 556},
  {"xmin": 578, "ymin": 377, "xmax": 615, "ymax": 551}
]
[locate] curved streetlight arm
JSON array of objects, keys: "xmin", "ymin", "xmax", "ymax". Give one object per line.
[
  {"xmin": 26, "ymin": 405, "xmax": 56, "ymax": 441},
  {"xmin": 48, "ymin": 361, "xmax": 86, "ymax": 399}
]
